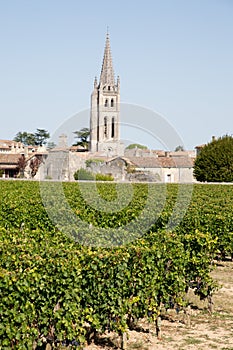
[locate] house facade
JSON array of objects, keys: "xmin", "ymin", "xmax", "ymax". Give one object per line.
[
  {"xmin": 84, "ymin": 154, "xmax": 195, "ymax": 183},
  {"xmin": 0, "ymin": 140, "xmax": 26, "ymax": 178},
  {"xmin": 0, "ymin": 154, "xmax": 21, "ymax": 178},
  {"xmin": 0, "ymin": 139, "xmax": 47, "ymax": 178}
]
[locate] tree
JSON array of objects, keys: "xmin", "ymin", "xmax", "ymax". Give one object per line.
[
  {"xmin": 73, "ymin": 127, "xmax": 90, "ymax": 149},
  {"xmin": 194, "ymin": 135, "xmax": 233, "ymax": 182},
  {"xmin": 175, "ymin": 145, "xmax": 185, "ymax": 152},
  {"xmin": 73, "ymin": 168, "xmax": 114, "ymax": 181},
  {"xmin": 17, "ymin": 154, "xmax": 27, "ymax": 177},
  {"xmin": 73, "ymin": 168, "xmax": 95, "ymax": 181},
  {"xmin": 46, "ymin": 141, "xmax": 56, "ymax": 150},
  {"xmin": 14, "ymin": 129, "xmax": 50, "ymax": 146},
  {"xmin": 30, "ymin": 157, "xmax": 42, "ymax": 177},
  {"xmin": 125, "ymin": 143, "xmax": 148, "ymax": 150},
  {"xmin": 34, "ymin": 129, "xmax": 50, "ymax": 146},
  {"xmin": 14, "ymin": 132, "xmax": 36, "ymax": 146}
]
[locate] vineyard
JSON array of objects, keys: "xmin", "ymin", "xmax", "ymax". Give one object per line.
[{"xmin": 0, "ymin": 180, "xmax": 233, "ymax": 349}]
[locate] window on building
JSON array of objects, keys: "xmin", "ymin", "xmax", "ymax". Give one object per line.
[
  {"xmin": 108, "ymin": 86, "xmax": 111, "ymax": 91},
  {"xmin": 111, "ymin": 117, "xmax": 115, "ymax": 138},
  {"xmin": 111, "ymin": 98, "xmax": 114, "ymax": 107},
  {"xmin": 97, "ymin": 125, "xmax": 99, "ymax": 142},
  {"xmin": 166, "ymin": 174, "xmax": 172, "ymax": 183},
  {"xmin": 104, "ymin": 117, "xmax": 107, "ymax": 137},
  {"xmin": 104, "ymin": 99, "xmax": 108, "ymax": 107}
]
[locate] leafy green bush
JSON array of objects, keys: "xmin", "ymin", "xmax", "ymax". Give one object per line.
[
  {"xmin": 194, "ymin": 135, "xmax": 233, "ymax": 182},
  {"xmin": 74, "ymin": 168, "xmax": 114, "ymax": 181},
  {"xmin": 85, "ymin": 158, "xmax": 104, "ymax": 167},
  {"xmin": 73, "ymin": 168, "xmax": 95, "ymax": 181},
  {"xmin": 125, "ymin": 143, "xmax": 147, "ymax": 150},
  {"xmin": 96, "ymin": 173, "xmax": 114, "ymax": 181}
]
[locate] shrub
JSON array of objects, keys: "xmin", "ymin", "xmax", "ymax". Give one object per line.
[
  {"xmin": 194, "ymin": 135, "xmax": 233, "ymax": 182},
  {"xmin": 85, "ymin": 158, "xmax": 104, "ymax": 168},
  {"xmin": 96, "ymin": 173, "xmax": 114, "ymax": 181},
  {"xmin": 125, "ymin": 143, "xmax": 147, "ymax": 150},
  {"xmin": 73, "ymin": 168, "xmax": 95, "ymax": 181},
  {"xmin": 74, "ymin": 169, "xmax": 114, "ymax": 181}
]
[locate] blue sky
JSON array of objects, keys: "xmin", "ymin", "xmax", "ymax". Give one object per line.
[{"xmin": 0, "ymin": 0, "xmax": 233, "ymax": 150}]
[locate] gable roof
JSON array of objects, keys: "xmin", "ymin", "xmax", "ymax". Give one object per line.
[
  {"xmin": 0, "ymin": 139, "xmax": 24, "ymax": 149},
  {"xmin": 97, "ymin": 155, "xmax": 194, "ymax": 168},
  {"xmin": 0, "ymin": 154, "xmax": 21, "ymax": 163},
  {"xmin": 106, "ymin": 156, "xmax": 135, "ymax": 166},
  {"xmin": 128, "ymin": 156, "xmax": 194, "ymax": 168},
  {"xmin": 0, "ymin": 153, "xmax": 21, "ymax": 169}
]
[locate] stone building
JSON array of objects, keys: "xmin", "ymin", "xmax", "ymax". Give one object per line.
[
  {"xmin": 39, "ymin": 33, "xmax": 196, "ymax": 183},
  {"xmin": 0, "ymin": 139, "xmax": 39, "ymax": 178},
  {"xmin": 90, "ymin": 33, "xmax": 124, "ymax": 156}
]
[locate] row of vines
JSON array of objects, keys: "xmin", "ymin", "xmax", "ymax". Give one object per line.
[{"xmin": 0, "ymin": 180, "xmax": 233, "ymax": 349}]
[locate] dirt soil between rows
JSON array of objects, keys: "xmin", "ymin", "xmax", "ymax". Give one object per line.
[{"xmin": 84, "ymin": 261, "xmax": 233, "ymax": 350}]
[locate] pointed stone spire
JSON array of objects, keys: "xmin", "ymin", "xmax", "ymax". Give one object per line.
[
  {"xmin": 99, "ymin": 32, "xmax": 115, "ymax": 86},
  {"xmin": 94, "ymin": 76, "xmax": 98, "ymax": 89}
]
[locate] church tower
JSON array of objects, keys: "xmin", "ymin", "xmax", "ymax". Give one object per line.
[{"xmin": 90, "ymin": 33, "xmax": 124, "ymax": 156}]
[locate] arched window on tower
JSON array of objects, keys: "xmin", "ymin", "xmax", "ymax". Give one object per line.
[
  {"xmin": 111, "ymin": 117, "xmax": 115, "ymax": 138},
  {"xmin": 104, "ymin": 99, "xmax": 108, "ymax": 107},
  {"xmin": 111, "ymin": 98, "xmax": 114, "ymax": 107},
  {"xmin": 104, "ymin": 117, "xmax": 107, "ymax": 138}
]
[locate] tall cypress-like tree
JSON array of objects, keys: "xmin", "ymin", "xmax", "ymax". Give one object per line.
[
  {"xmin": 73, "ymin": 127, "xmax": 90, "ymax": 149},
  {"xmin": 194, "ymin": 135, "xmax": 233, "ymax": 182},
  {"xmin": 34, "ymin": 129, "xmax": 50, "ymax": 146}
]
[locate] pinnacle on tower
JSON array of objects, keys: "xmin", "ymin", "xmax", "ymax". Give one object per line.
[{"xmin": 99, "ymin": 33, "xmax": 115, "ymax": 86}]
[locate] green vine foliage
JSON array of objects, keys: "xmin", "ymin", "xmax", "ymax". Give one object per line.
[{"xmin": 0, "ymin": 181, "xmax": 233, "ymax": 348}]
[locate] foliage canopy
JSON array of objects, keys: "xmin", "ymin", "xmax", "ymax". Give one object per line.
[
  {"xmin": 125, "ymin": 143, "xmax": 148, "ymax": 150},
  {"xmin": 14, "ymin": 129, "xmax": 50, "ymax": 146},
  {"xmin": 174, "ymin": 145, "xmax": 185, "ymax": 152},
  {"xmin": 14, "ymin": 131, "xmax": 36, "ymax": 146},
  {"xmin": 0, "ymin": 180, "xmax": 233, "ymax": 347},
  {"xmin": 73, "ymin": 127, "xmax": 90, "ymax": 149},
  {"xmin": 73, "ymin": 168, "xmax": 114, "ymax": 181},
  {"xmin": 34, "ymin": 128, "xmax": 50, "ymax": 146},
  {"xmin": 194, "ymin": 135, "xmax": 233, "ymax": 182}
]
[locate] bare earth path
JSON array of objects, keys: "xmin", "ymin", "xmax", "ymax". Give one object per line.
[{"xmin": 84, "ymin": 261, "xmax": 233, "ymax": 350}]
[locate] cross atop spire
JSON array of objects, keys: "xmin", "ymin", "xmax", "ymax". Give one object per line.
[{"xmin": 99, "ymin": 32, "xmax": 115, "ymax": 86}]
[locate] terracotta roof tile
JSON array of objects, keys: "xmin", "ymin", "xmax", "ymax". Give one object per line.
[
  {"xmin": 0, "ymin": 139, "xmax": 24, "ymax": 147},
  {"xmin": 0, "ymin": 153, "xmax": 21, "ymax": 165},
  {"xmin": 128, "ymin": 156, "xmax": 194, "ymax": 168}
]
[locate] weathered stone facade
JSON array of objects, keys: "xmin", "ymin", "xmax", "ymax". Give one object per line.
[
  {"xmin": 36, "ymin": 33, "xmax": 196, "ymax": 183},
  {"xmin": 90, "ymin": 33, "xmax": 124, "ymax": 157}
]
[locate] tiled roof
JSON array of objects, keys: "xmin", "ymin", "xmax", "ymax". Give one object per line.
[
  {"xmin": 0, "ymin": 153, "xmax": 21, "ymax": 165},
  {"xmin": 104, "ymin": 156, "xmax": 194, "ymax": 168},
  {"xmin": 0, "ymin": 139, "xmax": 24, "ymax": 148},
  {"xmin": 69, "ymin": 145, "xmax": 87, "ymax": 151},
  {"xmin": 128, "ymin": 156, "xmax": 194, "ymax": 168},
  {"xmin": 0, "ymin": 165, "xmax": 18, "ymax": 169},
  {"xmin": 106, "ymin": 156, "xmax": 135, "ymax": 166}
]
